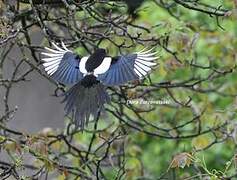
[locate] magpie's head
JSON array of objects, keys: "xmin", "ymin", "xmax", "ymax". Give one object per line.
[{"xmin": 94, "ymin": 48, "xmax": 106, "ymax": 57}]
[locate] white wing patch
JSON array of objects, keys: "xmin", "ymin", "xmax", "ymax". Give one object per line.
[
  {"xmin": 94, "ymin": 57, "xmax": 112, "ymax": 76},
  {"xmin": 42, "ymin": 42, "xmax": 72, "ymax": 75},
  {"xmin": 79, "ymin": 56, "xmax": 89, "ymax": 75},
  {"xmin": 134, "ymin": 48, "xmax": 158, "ymax": 78}
]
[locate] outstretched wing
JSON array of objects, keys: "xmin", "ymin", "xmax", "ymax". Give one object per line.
[
  {"xmin": 96, "ymin": 48, "xmax": 158, "ymax": 86},
  {"xmin": 41, "ymin": 42, "xmax": 84, "ymax": 85}
]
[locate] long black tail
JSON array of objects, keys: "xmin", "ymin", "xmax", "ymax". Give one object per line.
[{"xmin": 62, "ymin": 78, "xmax": 109, "ymax": 129}]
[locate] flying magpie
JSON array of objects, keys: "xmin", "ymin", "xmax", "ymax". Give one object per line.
[{"xmin": 41, "ymin": 42, "xmax": 158, "ymax": 129}]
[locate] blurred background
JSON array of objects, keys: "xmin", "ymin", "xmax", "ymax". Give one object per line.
[
  {"xmin": 0, "ymin": 0, "xmax": 237, "ymax": 179},
  {"xmin": 0, "ymin": 30, "xmax": 65, "ymax": 133}
]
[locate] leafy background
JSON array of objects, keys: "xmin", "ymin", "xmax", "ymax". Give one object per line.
[{"xmin": 0, "ymin": 0, "xmax": 237, "ymax": 179}]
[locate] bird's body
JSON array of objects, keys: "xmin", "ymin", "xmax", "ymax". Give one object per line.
[
  {"xmin": 85, "ymin": 48, "xmax": 106, "ymax": 72},
  {"xmin": 80, "ymin": 74, "xmax": 99, "ymax": 88},
  {"xmin": 41, "ymin": 42, "xmax": 158, "ymax": 129},
  {"xmin": 77, "ymin": 48, "xmax": 108, "ymax": 88}
]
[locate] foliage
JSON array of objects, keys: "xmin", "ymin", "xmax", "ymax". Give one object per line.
[{"xmin": 0, "ymin": 0, "xmax": 237, "ymax": 179}]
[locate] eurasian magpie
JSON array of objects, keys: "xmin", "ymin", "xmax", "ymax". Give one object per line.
[{"xmin": 41, "ymin": 42, "xmax": 158, "ymax": 129}]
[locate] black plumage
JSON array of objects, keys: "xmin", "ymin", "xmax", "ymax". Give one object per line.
[
  {"xmin": 62, "ymin": 81, "xmax": 109, "ymax": 129},
  {"xmin": 85, "ymin": 48, "xmax": 106, "ymax": 72},
  {"xmin": 80, "ymin": 74, "xmax": 99, "ymax": 88}
]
